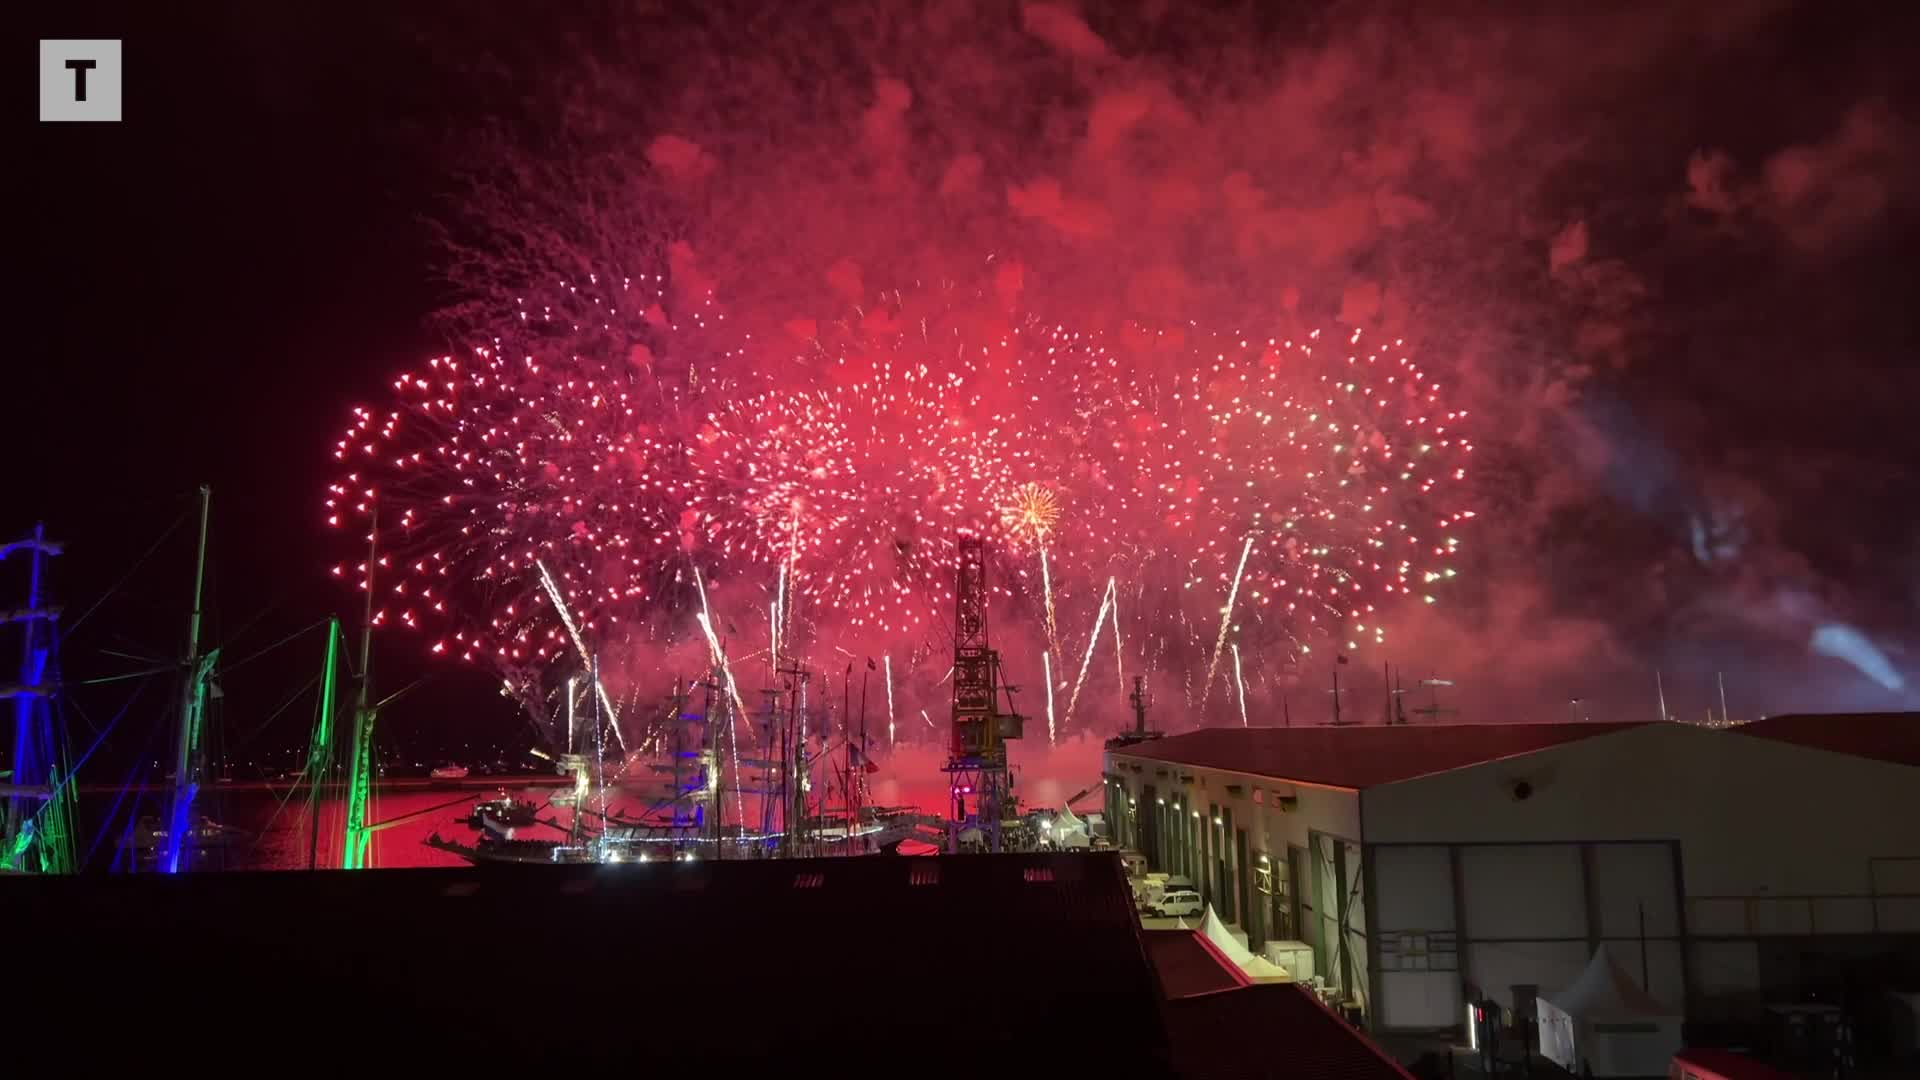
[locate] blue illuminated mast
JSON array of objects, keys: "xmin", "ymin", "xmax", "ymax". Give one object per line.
[
  {"xmin": 2, "ymin": 523, "xmax": 75, "ymax": 874},
  {"xmin": 161, "ymin": 484, "xmax": 214, "ymax": 874}
]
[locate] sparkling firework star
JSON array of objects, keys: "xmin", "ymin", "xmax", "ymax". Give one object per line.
[
  {"xmin": 1002, "ymin": 481, "xmax": 1061, "ymax": 541},
  {"xmin": 693, "ymin": 359, "xmax": 1026, "ymax": 638},
  {"xmin": 1004, "ymin": 481, "xmax": 1065, "ymax": 663},
  {"xmin": 1107, "ymin": 324, "xmax": 1475, "ymax": 677}
]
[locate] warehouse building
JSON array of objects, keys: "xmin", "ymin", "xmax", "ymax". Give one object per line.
[{"xmin": 1103, "ymin": 714, "xmax": 1920, "ymax": 1033}]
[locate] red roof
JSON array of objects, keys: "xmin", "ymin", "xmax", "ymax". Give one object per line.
[
  {"xmin": 1110, "ymin": 722, "xmax": 1647, "ymax": 789},
  {"xmin": 1164, "ymin": 983, "xmax": 1414, "ymax": 1080},
  {"xmin": 1670, "ymin": 1047, "xmax": 1796, "ymax": 1080},
  {"xmin": 1145, "ymin": 928, "xmax": 1411, "ymax": 1077},
  {"xmin": 1143, "ymin": 928, "xmax": 1251, "ymax": 999},
  {"xmin": 1733, "ymin": 712, "xmax": 1920, "ymax": 768}
]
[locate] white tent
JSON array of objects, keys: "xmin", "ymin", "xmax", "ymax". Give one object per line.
[
  {"xmin": 1199, "ymin": 906, "xmax": 1293, "ymax": 983},
  {"xmin": 1050, "ymin": 804, "xmax": 1091, "ymax": 849},
  {"xmin": 1536, "ymin": 944, "xmax": 1684, "ymax": 1078}
]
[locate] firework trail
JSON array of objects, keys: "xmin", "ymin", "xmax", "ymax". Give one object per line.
[
  {"xmin": 1064, "ymin": 578, "xmax": 1116, "ymax": 724},
  {"xmin": 1043, "ymin": 650, "xmax": 1057, "ymax": 746},
  {"xmin": 1040, "ymin": 544, "xmax": 1059, "ymax": 663},
  {"xmin": 537, "ymin": 559, "xmax": 628, "ymax": 750},
  {"xmin": 884, "ymin": 653, "xmax": 896, "ymax": 747},
  {"xmin": 1202, "ymin": 534, "xmax": 1256, "ymax": 709},
  {"xmin": 1232, "ymin": 642, "xmax": 1248, "ymax": 727}
]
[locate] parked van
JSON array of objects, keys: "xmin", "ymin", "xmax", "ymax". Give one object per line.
[
  {"xmin": 1138, "ymin": 874, "xmax": 1196, "ymax": 910},
  {"xmin": 1150, "ymin": 888, "xmax": 1204, "ymax": 918},
  {"xmin": 1118, "ymin": 850, "xmax": 1149, "ymax": 879}
]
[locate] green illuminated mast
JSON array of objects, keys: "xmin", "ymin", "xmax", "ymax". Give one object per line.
[
  {"xmin": 305, "ymin": 617, "xmax": 340, "ymax": 870},
  {"xmin": 342, "ymin": 506, "xmax": 377, "ymax": 869}
]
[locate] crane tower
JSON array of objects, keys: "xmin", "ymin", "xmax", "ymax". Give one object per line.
[{"xmin": 942, "ymin": 536, "xmax": 1024, "ymax": 852}]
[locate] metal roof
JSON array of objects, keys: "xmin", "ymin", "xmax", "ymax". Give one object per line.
[
  {"xmin": 1733, "ymin": 711, "xmax": 1920, "ymax": 767},
  {"xmin": 1145, "ymin": 928, "xmax": 1415, "ymax": 1079},
  {"xmin": 1107, "ymin": 721, "xmax": 1648, "ymax": 789}
]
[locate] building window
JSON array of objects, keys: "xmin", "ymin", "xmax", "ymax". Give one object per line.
[{"xmin": 1378, "ymin": 930, "xmax": 1458, "ymax": 972}]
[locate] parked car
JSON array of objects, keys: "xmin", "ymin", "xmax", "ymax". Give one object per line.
[
  {"xmin": 1150, "ymin": 888, "xmax": 1204, "ymax": 918},
  {"xmin": 1118, "ymin": 850, "xmax": 1149, "ymax": 878}
]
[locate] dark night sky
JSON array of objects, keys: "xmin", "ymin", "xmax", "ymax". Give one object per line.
[
  {"xmin": 18, "ymin": 2, "xmax": 1920, "ymax": 775},
  {"xmin": 21, "ymin": 5, "xmax": 522, "ymax": 766}
]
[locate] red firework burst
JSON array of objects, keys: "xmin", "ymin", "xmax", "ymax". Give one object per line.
[{"xmin": 324, "ymin": 281, "xmax": 739, "ymax": 699}]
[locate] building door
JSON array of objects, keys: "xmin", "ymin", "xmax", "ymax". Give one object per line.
[
  {"xmin": 1141, "ymin": 784, "xmax": 1158, "ymax": 868},
  {"xmin": 1237, "ymin": 827, "xmax": 1255, "ymax": 946},
  {"xmin": 1312, "ymin": 831, "xmax": 1370, "ymax": 1012},
  {"xmin": 1285, "ymin": 844, "xmax": 1306, "ymax": 942}
]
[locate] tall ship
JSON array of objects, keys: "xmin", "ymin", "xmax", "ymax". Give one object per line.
[{"xmin": 429, "ymin": 537, "xmax": 1062, "ymax": 866}]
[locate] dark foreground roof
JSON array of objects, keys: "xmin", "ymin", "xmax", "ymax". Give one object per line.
[
  {"xmin": 1735, "ymin": 711, "xmax": 1920, "ymax": 767},
  {"xmin": 10, "ymin": 854, "xmax": 1170, "ymax": 1073},
  {"xmin": 1109, "ymin": 722, "xmax": 1647, "ymax": 789},
  {"xmin": 1164, "ymin": 984, "xmax": 1414, "ymax": 1080}
]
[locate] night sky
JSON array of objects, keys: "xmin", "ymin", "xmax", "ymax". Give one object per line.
[
  {"xmin": 22, "ymin": 4, "xmax": 516, "ymax": 767},
  {"xmin": 19, "ymin": 2, "xmax": 1920, "ymax": 776}
]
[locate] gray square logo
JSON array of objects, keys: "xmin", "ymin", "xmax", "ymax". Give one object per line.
[{"xmin": 41, "ymin": 40, "xmax": 122, "ymax": 122}]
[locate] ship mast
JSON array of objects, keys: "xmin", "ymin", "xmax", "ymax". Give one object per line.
[
  {"xmin": 305, "ymin": 617, "xmax": 341, "ymax": 870},
  {"xmin": 341, "ymin": 503, "xmax": 378, "ymax": 869}
]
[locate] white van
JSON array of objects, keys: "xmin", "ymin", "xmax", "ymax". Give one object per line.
[
  {"xmin": 1151, "ymin": 888, "xmax": 1203, "ymax": 918},
  {"xmin": 1138, "ymin": 874, "xmax": 1195, "ymax": 910}
]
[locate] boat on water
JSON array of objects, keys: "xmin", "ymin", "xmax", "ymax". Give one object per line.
[
  {"xmin": 121, "ymin": 814, "xmax": 252, "ymax": 867},
  {"xmin": 125, "ymin": 814, "xmax": 250, "ymax": 848},
  {"xmin": 426, "ymin": 803, "xmax": 949, "ymax": 866},
  {"xmin": 465, "ymin": 792, "xmax": 541, "ymax": 830},
  {"xmin": 429, "ymin": 764, "xmax": 470, "ymax": 779}
]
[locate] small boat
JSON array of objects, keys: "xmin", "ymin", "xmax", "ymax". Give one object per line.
[
  {"xmin": 465, "ymin": 793, "xmax": 541, "ymax": 830},
  {"xmin": 122, "ymin": 814, "xmax": 252, "ymax": 868},
  {"xmin": 426, "ymin": 831, "xmax": 562, "ymax": 865},
  {"xmin": 430, "ymin": 764, "xmax": 470, "ymax": 779},
  {"xmin": 125, "ymin": 814, "xmax": 250, "ymax": 850}
]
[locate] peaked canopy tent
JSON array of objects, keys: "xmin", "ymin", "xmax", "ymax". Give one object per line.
[
  {"xmin": 1046, "ymin": 803, "xmax": 1091, "ymax": 849},
  {"xmin": 1199, "ymin": 906, "xmax": 1293, "ymax": 982},
  {"xmin": 1536, "ymin": 944, "xmax": 1684, "ymax": 1078}
]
